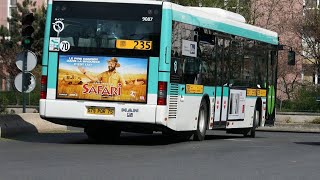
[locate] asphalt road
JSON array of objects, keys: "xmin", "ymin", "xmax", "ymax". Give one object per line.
[{"xmin": 0, "ymin": 131, "xmax": 319, "ymax": 180}]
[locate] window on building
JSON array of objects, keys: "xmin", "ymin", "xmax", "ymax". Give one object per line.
[
  {"xmin": 9, "ymin": 7, "xmax": 17, "ymax": 16},
  {"xmin": 312, "ymin": 73, "xmax": 320, "ymax": 84},
  {"xmin": 0, "ymin": 76, "xmax": 12, "ymax": 91},
  {"xmin": 10, "ymin": 0, "xmax": 17, "ymax": 6},
  {"xmin": 305, "ymin": 0, "xmax": 318, "ymax": 9},
  {"xmin": 6, "ymin": 77, "xmax": 12, "ymax": 91},
  {"xmin": 0, "ymin": 77, "xmax": 4, "ymax": 91}
]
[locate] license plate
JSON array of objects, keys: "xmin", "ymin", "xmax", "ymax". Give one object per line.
[{"xmin": 87, "ymin": 107, "xmax": 115, "ymax": 115}]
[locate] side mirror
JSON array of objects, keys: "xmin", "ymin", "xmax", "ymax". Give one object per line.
[{"xmin": 288, "ymin": 50, "xmax": 296, "ymax": 65}]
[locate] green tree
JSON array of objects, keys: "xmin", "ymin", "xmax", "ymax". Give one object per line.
[
  {"xmin": 292, "ymin": 85, "xmax": 320, "ymax": 112},
  {"xmin": 33, "ymin": 4, "xmax": 47, "ymax": 62}
]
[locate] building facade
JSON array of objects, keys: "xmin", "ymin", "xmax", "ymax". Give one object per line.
[
  {"xmin": 302, "ymin": 0, "xmax": 320, "ymax": 85},
  {"xmin": 0, "ymin": 0, "xmax": 46, "ymax": 28}
]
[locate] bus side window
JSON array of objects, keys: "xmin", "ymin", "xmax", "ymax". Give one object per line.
[
  {"xmin": 229, "ymin": 39, "xmax": 244, "ymax": 86},
  {"xmin": 183, "ymin": 57, "xmax": 200, "ymax": 84},
  {"xmin": 59, "ymin": 22, "xmax": 76, "ymax": 46}
]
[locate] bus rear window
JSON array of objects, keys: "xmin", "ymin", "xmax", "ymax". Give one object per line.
[{"xmin": 50, "ymin": 1, "xmax": 162, "ymax": 57}]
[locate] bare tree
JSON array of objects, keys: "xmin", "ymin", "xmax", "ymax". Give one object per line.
[
  {"xmin": 294, "ymin": 8, "xmax": 320, "ymax": 79},
  {"xmin": 249, "ymin": 0, "xmax": 304, "ymax": 100}
]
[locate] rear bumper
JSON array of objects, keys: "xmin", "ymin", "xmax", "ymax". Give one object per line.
[{"xmin": 40, "ymin": 99, "xmax": 169, "ymax": 129}]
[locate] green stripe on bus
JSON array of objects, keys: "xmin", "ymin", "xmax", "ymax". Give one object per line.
[
  {"xmin": 247, "ymin": 96, "xmax": 258, "ymax": 99},
  {"xmin": 171, "ymin": 10, "xmax": 278, "ymax": 45},
  {"xmin": 159, "ymin": 9, "xmax": 173, "ymax": 71},
  {"xmin": 204, "ymin": 86, "xmax": 215, "ymax": 97},
  {"xmin": 42, "ymin": 66, "xmax": 48, "ymax": 76},
  {"xmin": 148, "ymin": 57, "xmax": 159, "ymax": 94},
  {"xmin": 42, "ymin": 3, "xmax": 53, "ymax": 66},
  {"xmin": 158, "ymin": 71, "xmax": 170, "ymax": 82},
  {"xmin": 215, "ymin": 87, "xmax": 222, "ymax": 96},
  {"xmin": 47, "ymin": 52, "xmax": 58, "ymax": 89},
  {"xmin": 223, "ymin": 87, "xmax": 229, "ymax": 96}
]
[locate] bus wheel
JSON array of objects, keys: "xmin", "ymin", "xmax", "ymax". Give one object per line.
[
  {"xmin": 85, "ymin": 126, "xmax": 121, "ymax": 143},
  {"xmin": 244, "ymin": 108, "xmax": 259, "ymax": 138},
  {"xmin": 193, "ymin": 100, "xmax": 208, "ymax": 141}
]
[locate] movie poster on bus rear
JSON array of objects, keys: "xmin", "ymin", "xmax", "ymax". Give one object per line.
[{"xmin": 57, "ymin": 55, "xmax": 148, "ymax": 103}]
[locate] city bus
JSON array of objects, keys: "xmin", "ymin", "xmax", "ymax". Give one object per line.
[{"xmin": 40, "ymin": 0, "xmax": 279, "ymax": 141}]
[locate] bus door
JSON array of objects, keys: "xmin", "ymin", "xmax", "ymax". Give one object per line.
[
  {"xmin": 214, "ymin": 86, "xmax": 229, "ymax": 127},
  {"xmin": 214, "ymin": 37, "xmax": 229, "ymax": 127},
  {"xmin": 214, "ymin": 86, "xmax": 223, "ymax": 126}
]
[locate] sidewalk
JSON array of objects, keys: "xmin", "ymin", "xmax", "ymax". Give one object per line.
[
  {"xmin": 258, "ymin": 112, "xmax": 320, "ymax": 133},
  {"xmin": 258, "ymin": 123, "xmax": 320, "ymax": 133}
]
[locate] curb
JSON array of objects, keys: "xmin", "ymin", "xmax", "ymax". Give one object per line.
[
  {"xmin": 257, "ymin": 123, "xmax": 320, "ymax": 133},
  {"xmin": 0, "ymin": 113, "xmax": 67, "ymax": 138}
]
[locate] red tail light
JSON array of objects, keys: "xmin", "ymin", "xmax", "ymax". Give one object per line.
[
  {"xmin": 40, "ymin": 75, "xmax": 47, "ymax": 99},
  {"xmin": 157, "ymin": 81, "xmax": 167, "ymax": 105}
]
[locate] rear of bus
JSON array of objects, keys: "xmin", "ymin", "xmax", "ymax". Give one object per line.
[{"xmin": 40, "ymin": 0, "xmax": 169, "ymax": 134}]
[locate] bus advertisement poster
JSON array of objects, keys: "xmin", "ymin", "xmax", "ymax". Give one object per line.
[{"xmin": 56, "ymin": 55, "xmax": 148, "ymax": 103}]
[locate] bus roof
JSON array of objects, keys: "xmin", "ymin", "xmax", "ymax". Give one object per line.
[{"xmin": 167, "ymin": 2, "xmax": 278, "ymax": 45}]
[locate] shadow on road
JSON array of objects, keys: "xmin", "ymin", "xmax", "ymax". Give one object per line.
[
  {"xmin": 205, "ymin": 134, "xmax": 246, "ymax": 140},
  {"xmin": 4, "ymin": 131, "xmax": 256, "ymax": 146},
  {"xmin": 6, "ymin": 132, "xmax": 88, "ymax": 144},
  {"xmin": 0, "ymin": 114, "xmax": 38, "ymax": 138},
  {"xmin": 295, "ymin": 142, "xmax": 320, "ymax": 146},
  {"xmin": 6, "ymin": 132, "xmax": 188, "ymax": 145}
]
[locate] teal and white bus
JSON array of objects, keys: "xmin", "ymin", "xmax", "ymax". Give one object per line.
[{"xmin": 40, "ymin": 0, "xmax": 279, "ymax": 141}]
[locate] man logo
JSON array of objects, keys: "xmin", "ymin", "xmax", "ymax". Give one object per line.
[{"xmin": 121, "ymin": 108, "xmax": 139, "ymax": 113}]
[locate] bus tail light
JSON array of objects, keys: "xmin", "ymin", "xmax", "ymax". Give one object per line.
[
  {"xmin": 40, "ymin": 75, "xmax": 47, "ymax": 99},
  {"xmin": 157, "ymin": 81, "xmax": 167, "ymax": 105}
]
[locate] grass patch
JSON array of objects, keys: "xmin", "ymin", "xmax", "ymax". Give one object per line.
[
  {"xmin": 284, "ymin": 117, "xmax": 292, "ymax": 123},
  {"xmin": 311, "ymin": 118, "xmax": 320, "ymax": 124}
]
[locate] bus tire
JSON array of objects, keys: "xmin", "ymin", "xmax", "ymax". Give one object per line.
[
  {"xmin": 244, "ymin": 108, "xmax": 260, "ymax": 138},
  {"xmin": 193, "ymin": 100, "xmax": 208, "ymax": 141}
]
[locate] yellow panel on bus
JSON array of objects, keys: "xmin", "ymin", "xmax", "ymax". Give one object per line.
[
  {"xmin": 246, "ymin": 88, "xmax": 257, "ymax": 96},
  {"xmin": 257, "ymin": 89, "xmax": 267, "ymax": 97},
  {"xmin": 186, "ymin": 84, "xmax": 203, "ymax": 94},
  {"xmin": 116, "ymin": 40, "xmax": 152, "ymax": 50}
]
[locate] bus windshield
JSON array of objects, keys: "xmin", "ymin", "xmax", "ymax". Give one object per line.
[{"xmin": 50, "ymin": 1, "xmax": 162, "ymax": 56}]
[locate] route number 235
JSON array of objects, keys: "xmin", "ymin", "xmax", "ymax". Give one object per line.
[{"xmin": 133, "ymin": 41, "xmax": 152, "ymax": 50}]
